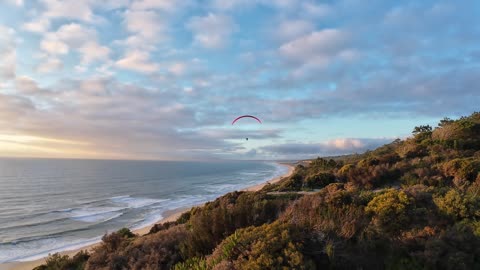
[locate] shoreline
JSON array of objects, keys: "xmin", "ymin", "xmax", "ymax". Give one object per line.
[{"xmin": 0, "ymin": 163, "xmax": 295, "ymax": 270}]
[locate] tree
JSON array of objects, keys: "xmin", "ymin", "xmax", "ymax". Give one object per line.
[
  {"xmin": 412, "ymin": 125, "xmax": 432, "ymax": 135},
  {"xmin": 438, "ymin": 117, "xmax": 454, "ymax": 127}
]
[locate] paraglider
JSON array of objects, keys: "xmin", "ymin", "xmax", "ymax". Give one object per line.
[
  {"xmin": 231, "ymin": 115, "xmax": 262, "ymax": 125},
  {"xmin": 232, "ymin": 115, "xmax": 261, "ymax": 141}
]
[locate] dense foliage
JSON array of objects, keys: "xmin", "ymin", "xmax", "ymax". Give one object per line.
[{"xmin": 38, "ymin": 112, "xmax": 480, "ymax": 269}]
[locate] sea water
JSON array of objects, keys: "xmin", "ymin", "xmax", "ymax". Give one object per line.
[{"xmin": 0, "ymin": 159, "xmax": 288, "ymax": 262}]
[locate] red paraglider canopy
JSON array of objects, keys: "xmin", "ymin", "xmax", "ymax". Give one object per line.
[{"xmin": 231, "ymin": 115, "xmax": 262, "ymax": 125}]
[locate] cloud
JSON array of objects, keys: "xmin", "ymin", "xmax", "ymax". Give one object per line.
[
  {"xmin": 38, "ymin": 23, "xmax": 110, "ymax": 67},
  {"xmin": 22, "ymin": 17, "xmax": 51, "ymax": 33},
  {"xmin": 168, "ymin": 62, "xmax": 186, "ymax": 76},
  {"xmin": 78, "ymin": 41, "xmax": 111, "ymax": 65},
  {"xmin": 130, "ymin": 0, "xmax": 178, "ymax": 12},
  {"xmin": 209, "ymin": 0, "xmax": 302, "ymax": 11},
  {"xmin": 2, "ymin": 0, "xmax": 480, "ymax": 160},
  {"xmin": 15, "ymin": 76, "xmax": 42, "ymax": 94},
  {"xmin": 54, "ymin": 23, "xmax": 97, "ymax": 46},
  {"xmin": 199, "ymin": 128, "xmax": 282, "ymax": 140},
  {"xmin": 36, "ymin": 57, "xmax": 63, "ymax": 73},
  {"xmin": 115, "ymin": 50, "xmax": 159, "ymax": 73},
  {"xmin": 245, "ymin": 148, "xmax": 257, "ymax": 158},
  {"xmin": 186, "ymin": 13, "xmax": 235, "ymax": 49},
  {"xmin": 210, "ymin": 0, "xmax": 254, "ymax": 11},
  {"xmin": 5, "ymin": 0, "xmax": 23, "ymax": 6},
  {"xmin": 115, "ymin": 8, "xmax": 169, "ymax": 57},
  {"xmin": 0, "ymin": 77, "xmax": 247, "ymax": 159},
  {"xmin": 279, "ymin": 29, "xmax": 353, "ymax": 70},
  {"xmin": 301, "ymin": 2, "xmax": 331, "ymax": 18},
  {"xmin": 0, "ymin": 93, "xmax": 35, "ymax": 126},
  {"xmin": 40, "ymin": 38, "xmax": 69, "ymax": 54},
  {"xmin": 260, "ymin": 138, "xmax": 394, "ymax": 158},
  {"xmin": 124, "ymin": 10, "xmax": 164, "ymax": 40},
  {"xmin": 92, "ymin": 0, "xmax": 130, "ymax": 10},
  {"xmin": 273, "ymin": 19, "xmax": 315, "ymax": 42},
  {"xmin": 0, "ymin": 26, "xmax": 16, "ymax": 80},
  {"xmin": 41, "ymin": 0, "xmax": 95, "ymax": 22}
]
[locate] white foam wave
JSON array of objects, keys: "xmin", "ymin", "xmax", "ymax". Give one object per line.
[
  {"xmin": 130, "ymin": 194, "xmax": 215, "ymax": 230},
  {"xmin": 59, "ymin": 206, "xmax": 125, "ymax": 223},
  {"xmin": 53, "ymin": 208, "xmax": 74, "ymax": 213},
  {"xmin": 239, "ymin": 172, "xmax": 262, "ymax": 176},
  {"xmin": 70, "ymin": 210, "xmax": 123, "ymax": 223},
  {"xmin": 0, "ymin": 236, "xmax": 101, "ymax": 263},
  {"xmin": 202, "ymin": 183, "xmax": 243, "ymax": 193},
  {"xmin": 111, "ymin": 195, "xmax": 167, "ymax": 208}
]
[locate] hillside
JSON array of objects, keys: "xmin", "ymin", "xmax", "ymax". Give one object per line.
[{"xmin": 36, "ymin": 112, "xmax": 480, "ymax": 270}]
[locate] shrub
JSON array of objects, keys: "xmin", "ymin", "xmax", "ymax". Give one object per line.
[
  {"xmin": 443, "ymin": 158, "xmax": 480, "ymax": 183},
  {"xmin": 179, "ymin": 191, "xmax": 295, "ymax": 258},
  {"xmin": 34, "ymin": 250, "xmax": 89, "ymax": 270},
  {"xmin": 86, "ymin": 225, "xmax": 188, "ymax": 270},
  {"xmin": 365, "ymin": 190, "xmax": 414, "ymax": 234},
  {"xmin": 209, "ymin": 222, "xmax": 314, "ymax": 270},
  {"xmin": 304, "ymin": 172, "xmax": 335, "ymax": 189}
]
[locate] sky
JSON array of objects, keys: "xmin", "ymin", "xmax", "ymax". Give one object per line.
[{"xmin": 0, "ymin": 0, "xmax": 479, "ymax": 160}]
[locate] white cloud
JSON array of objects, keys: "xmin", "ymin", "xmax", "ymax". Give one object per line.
[
  {"xmin": 168, "ymin": 62, "xmax": 186, "ymax": 75},
  {"xmin": 0, "ymin": 26, "xmax": 16, "ymax": 45},
  {"xmin": 92, "ymin": 0, "xmax": 130, "ymax": 10},
  {"xmin": 210, "ymin": 0, "xmax": 299, "ymax": 11},
  {"xmin": 15, "ymin": 76, "xmax": 42, "ymax": 94},
  {"xmin": 210, "ymin": 0, "xmax": 254, "ymax": 10},
  {"xmin": 37, "ymin": 57, "xmax": 63, "ymax": 73},
  {"xmin": 55, "ymin": 23, "xmax": 97, "ymax": 47},
  {"xmin": 78, "ymin": 41, "xmax": 111, "ymax": 64},
  {"xmin": 22, "ymin": 17, "xmax": 51, "ymax": 33},
  {"xmin": 274, "ymin": 19, "xmax": 314, "ymax": 42},
  {"xmin": 79, "ymin": 78, "xmax": 109, "ymax": 95},
  {"xmin": 6, "ymin": 0, "xmax": 23, "ymax": 6},
  {"xmin": 115, "ymin": 9, "xmax": 163, "ymax": 73},
  {"xmin": 187, "ymin": 13, "xmax": 235, "ymax": 49},
  {"xmin": 39, "ymin": 23, "xmax": 111, "ymax": 67},
  {"xmin": 125, "ymin": 10, "xmax": 163, "ymax": 39},
  {"xmin": 325, "ymin": 138, "xmax": 365, "ymax": 150},
  {"xmin": 130, "ymin": 0, "xmax": 177, "ymax": 12},
  {"xmin": 0, "ymin": 50, "xmax": 16, "ymax": 80},
  {"xmin": 268, "ymin": 0, "xmax": 296, "ymax": 9},
  {"xmin": 115, "ymin": 50, "xmax": 158, "ymax": 73},
  {"xmin": 120, "ymin": 9, "xmax": 166, "ymax": 52},
  {"xmin": 302, "ymin": 2, "xmax": 331, "ymax": 18},
  {"xmin": 118, "ymin": 35, "xmax": 156, "ymax": 52},
  {"xmin": 278, "ymin": 29, "xmax": 357, "ymax": 74},
  {"xmin": 260, "ymin": 138, "xmax": 394, "ymax": 158},
  {"xmin": 40, "ymin": 38, "xmax": 69, "ymax": 55},
  {"xmin": 183, "ymin": 86, "xmax": 194, "ymax": 93},
  {"xmin": 279, "ymin": 29, "xmax": 348, "ymax": 63},
  {"xmin": 41, "ymin": 0, "xmax": 94, "ymax": 22},
  {"xmin": 0, "ymin": 26, "xmax": 16, "ymax": 80}
]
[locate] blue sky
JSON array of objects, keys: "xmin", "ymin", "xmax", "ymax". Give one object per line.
[{"xmin": 0, "ymin": 0, "xmax": 479, "ymax": 160}]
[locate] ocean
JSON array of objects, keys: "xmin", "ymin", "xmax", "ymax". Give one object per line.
[{"xmin": 0, "ymin": 158, "xmax": 288, "ymax": 263}]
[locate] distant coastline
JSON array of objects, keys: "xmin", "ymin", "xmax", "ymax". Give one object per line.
[{"xmin": 0, "ymin": 163, "xmax": 295, "ymax": 270}]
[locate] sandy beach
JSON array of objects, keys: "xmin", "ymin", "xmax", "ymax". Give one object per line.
[{"xmin": 0, "ymin": 163, "xmax": 294, "ymax": 270}]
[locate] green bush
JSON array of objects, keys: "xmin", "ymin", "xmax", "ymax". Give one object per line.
[
  {"xmin": 304, "ymin": 172, "xmax": 335, "ymax": 189},
  {"xmin": 365, "ymin": 190, "xmax": 414, "ymax": 234},
  {"xmin": 34, "ymin": 250, "xmax": 89, "ymax": 270},
  {"xmin": 443, "ymin": 158, "xmax": 480, "ymax": 183}
]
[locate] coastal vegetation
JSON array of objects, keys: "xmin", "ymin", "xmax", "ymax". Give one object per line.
[{"xmin": 36, "ymin": 112, "xmax": 480, "ymax": 269}]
